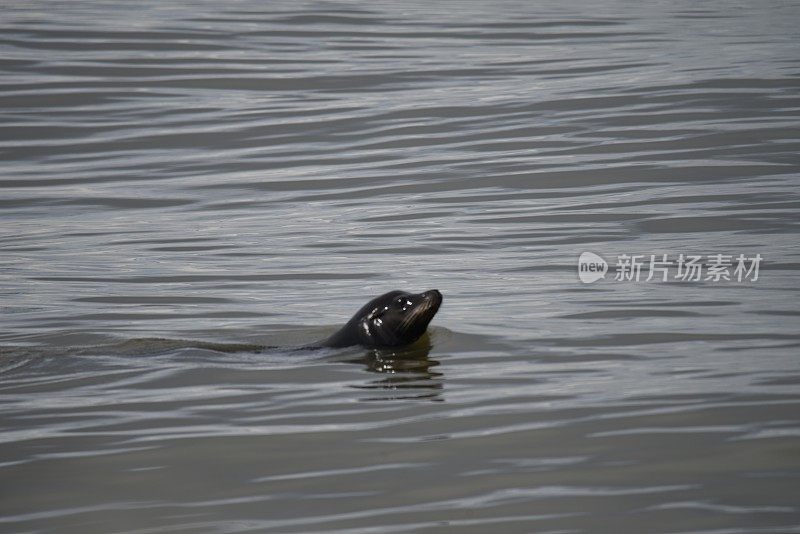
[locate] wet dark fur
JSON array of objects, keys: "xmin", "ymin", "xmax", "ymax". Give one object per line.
[{"xmin": 321, "ymin": 289, "xmax": 442, "ymax": 348}]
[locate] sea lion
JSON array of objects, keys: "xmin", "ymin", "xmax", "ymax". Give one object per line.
[{"xmin": 321, "ymin": 289, "xmax": 442, "ymax": 348}]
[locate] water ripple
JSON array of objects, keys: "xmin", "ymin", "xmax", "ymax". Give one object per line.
[{"xmin": 2, "ymin": 0, "xmax": 800, "ymax": 532}]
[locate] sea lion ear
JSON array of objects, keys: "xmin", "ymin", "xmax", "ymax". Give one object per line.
[
  {"xmin": 366, "ymin": 305, "xmax": 387, "ymax": 322},
  {"xmin": 359, "ymin": 306, "xmax": 388, "ymax": 345}
]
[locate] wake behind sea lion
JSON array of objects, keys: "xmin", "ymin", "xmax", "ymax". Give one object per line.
[
  {"xmin": 320, "ymin": 289, "xmax": 443, "ymax": 348},
  {"xmin": 42, "ymin": 289, "xmax": 443, "ymax": 359}
]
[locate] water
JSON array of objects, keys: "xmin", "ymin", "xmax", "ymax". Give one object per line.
[{"xmin": 2, "ymin": 1, "xmax": 800, "ymax": 532}]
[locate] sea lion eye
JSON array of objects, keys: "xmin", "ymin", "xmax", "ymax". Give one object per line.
[{"xmin": 394, "ymin": 298, "xmax": 413, "ymax": 311}]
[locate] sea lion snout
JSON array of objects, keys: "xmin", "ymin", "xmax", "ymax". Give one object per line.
[
  {"xmin": 420, "ymin": 289, "xmax": 442, "ymax": 312},
  {"xmin": 422, "ymin": 289, "xmax": 442, "ymax": 302}
]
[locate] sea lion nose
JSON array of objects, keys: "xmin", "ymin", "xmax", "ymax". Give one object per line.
[{"xmin": 423, "ymin": 289, "xmax": 442, "ymax": 301}]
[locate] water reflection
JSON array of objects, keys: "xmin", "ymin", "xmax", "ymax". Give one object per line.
[{"xmin": 347, "ymin": 335, "xmax": 444, "ymax": 401}]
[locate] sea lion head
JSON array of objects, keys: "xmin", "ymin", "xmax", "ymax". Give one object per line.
[
  {"xmin": 325, "ymin": 289, "xmax": 442, "ymax": 348},
  {"xmin": 359, "ymin": 289, "xmax": 443, "ymax": 347}
]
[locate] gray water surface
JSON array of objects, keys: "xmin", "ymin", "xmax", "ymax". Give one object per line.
[{"xmin": 2, "ymin": 1, "xmax": 800, "ymax": 532}]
